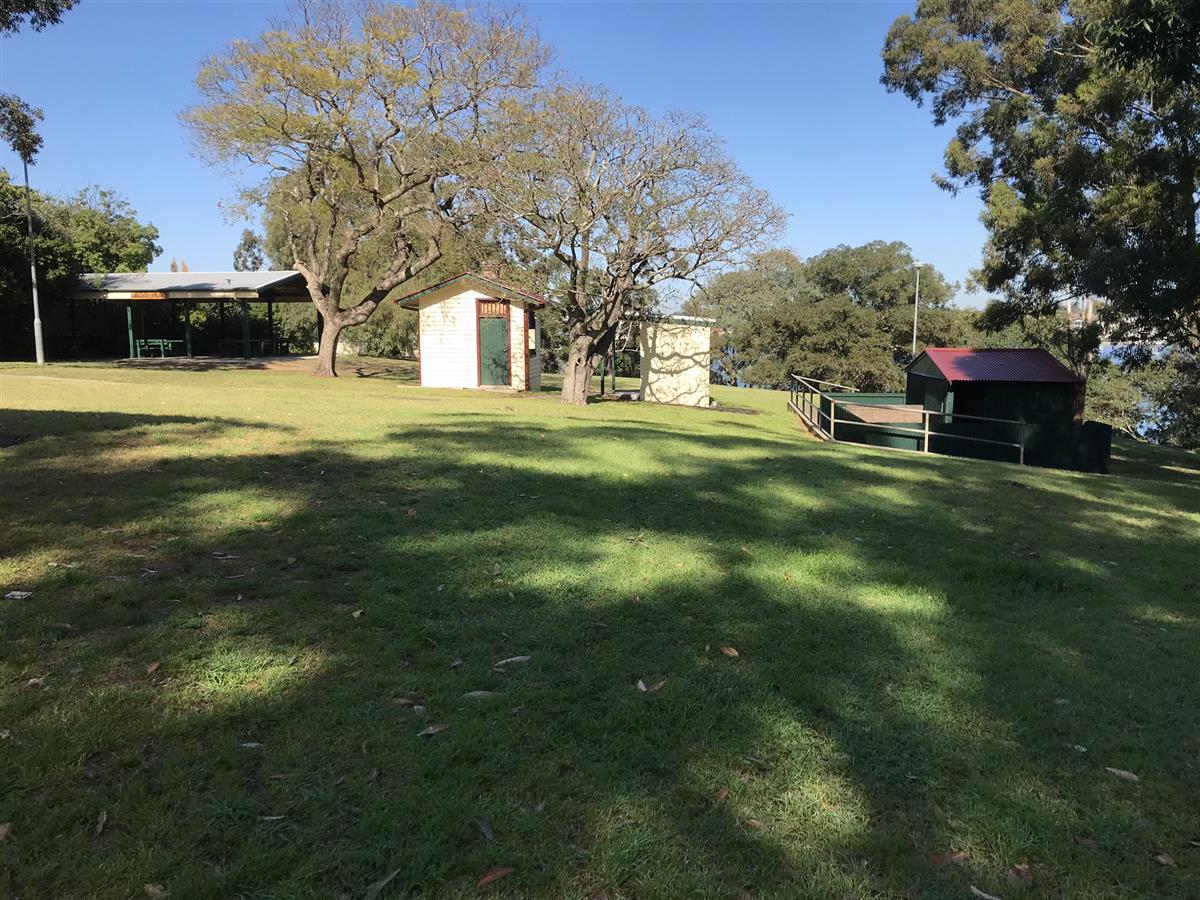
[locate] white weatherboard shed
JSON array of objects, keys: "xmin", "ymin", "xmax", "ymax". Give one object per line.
[
  {"xmin": 637, "ymin": 314, "xmax": 716, "ymax": 407},
  {"xmin": 395, "ymin": 273, "xmax": 546, "ymax": 391}
]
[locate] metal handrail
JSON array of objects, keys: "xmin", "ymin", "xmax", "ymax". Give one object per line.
[
  {"xmin": 791, "ymin": 374, "xmax": 859, "ymax": 392},
  {"xmin": 788, "ymin": 373, "xmax": 1029, "ymax": 465},
  {"xmin": 833, "ymin": 400, "xmax": 1029, "ymax": 429}
]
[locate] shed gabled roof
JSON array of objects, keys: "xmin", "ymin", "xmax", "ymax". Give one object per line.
[
  {"xmin": 393, "ymin": 272, "xmax": 546, "ymax": 309},
  {"xmin": 910, "ymin": 348, "xmax": 1082, "ymax": 384}
]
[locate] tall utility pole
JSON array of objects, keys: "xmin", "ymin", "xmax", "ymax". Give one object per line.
[
  {"xmin": 910, "ymin": 262, "xmax": 924, "ymax": 357},
  {"xmin": 22, "ymin": 157, "xmax": 44, "ymax": 364}
]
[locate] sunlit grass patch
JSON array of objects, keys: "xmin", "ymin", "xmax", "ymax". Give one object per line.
[{"xmin": 1, "ymin": 360, "xmax": 1197, "ymax": 899}]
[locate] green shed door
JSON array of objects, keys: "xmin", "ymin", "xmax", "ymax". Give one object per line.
[{"xmin": 479, "ymin": 315, "xmax": 510, "ymax": 385}]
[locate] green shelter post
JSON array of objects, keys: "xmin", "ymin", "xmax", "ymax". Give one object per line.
[
  {"xmin": 240, "ymin": 300, "xmax": 251, "ymax": 359},
  {"xmin": 126, "ymin": 304, "xmax": 135, "ymax": 358}
]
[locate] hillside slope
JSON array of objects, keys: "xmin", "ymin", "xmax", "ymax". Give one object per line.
[{"xmin": 2, "ymin": 360, "xmax": 1198, "ymax": 899}]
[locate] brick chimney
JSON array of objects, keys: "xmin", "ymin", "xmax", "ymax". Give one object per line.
[{"xmin": 479, "ymin": 258, "xmax": 501, "ymax": 281}]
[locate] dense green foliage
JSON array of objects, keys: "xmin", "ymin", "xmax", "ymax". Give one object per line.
[
  {"xmin": 882, "ymin": 0, "xmax": 1200, "ymax": 350},
  {"xmin": 0, "ymin": 170, "xmax": 159, "ymax": 302},
  {"xmin": 2, "ymin": 361, "xmax": 1198, "ymax": 898},
  {"xmin": 232, "ymin": 229, "xmax": 265, "ymax": 273},
  {"xmin": 686, "ymin": 243, "xmax": 972, "ymax": 390}
]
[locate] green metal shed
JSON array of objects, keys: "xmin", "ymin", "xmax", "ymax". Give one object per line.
[{"xmin": 904, "ymin": 348, "xmax": 1110, "ymax": 472}]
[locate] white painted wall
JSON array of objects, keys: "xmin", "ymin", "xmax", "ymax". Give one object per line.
[
  {"xmin": 508, "ymin": 303, "xmax": 525, "ymax": 389},
  {"xmin": 639, "ymin": 322, "xmax": 712, "ymax": 407},
  {"xmin": 418, "ymin": 289, "xmax": 482, "ymax": 388},
  {"xmin": 417, "ymin": 287, "xmax": 542, "ymax": 390}
]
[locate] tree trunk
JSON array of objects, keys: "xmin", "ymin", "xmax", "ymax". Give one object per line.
[
  {"xmin": 314, "ymin": 318, "xmax": 343, "ymax": 377},
  {"xmin": 560, "ymin": 334, "xmax": 596, "ymax": 405}
]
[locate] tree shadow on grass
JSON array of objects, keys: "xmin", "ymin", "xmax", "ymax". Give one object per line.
[{"xmin": 1, "ymin": 410, "xmax": 1198, "ymax": 898}]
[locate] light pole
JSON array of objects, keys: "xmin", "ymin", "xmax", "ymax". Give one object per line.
[
  {"xmin": 22, "ymin": 157, "xmax": 44, "ymax": 365},
  {"xmin": 910, "ymin": 262, "xmax": 925, "ymax": 357}
]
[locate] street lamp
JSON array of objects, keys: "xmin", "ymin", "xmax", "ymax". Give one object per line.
[{"xmin": 910, "ymin": 262, "xmax": 925, "ymax": 357}]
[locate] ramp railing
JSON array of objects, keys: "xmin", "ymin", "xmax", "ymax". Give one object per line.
[{"xmin": 788, "ymin": 374, "xmax": 1031, "ymax": 465}]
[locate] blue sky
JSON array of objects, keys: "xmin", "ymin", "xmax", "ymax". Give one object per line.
[{"xmin": 0, "ymin": 0, "xmax": 989, "ymax": 305}]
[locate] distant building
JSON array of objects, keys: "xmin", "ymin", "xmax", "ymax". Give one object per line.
[{"xmin": 394, "ymin": 272, "xmax": 545, "ymax": 391}]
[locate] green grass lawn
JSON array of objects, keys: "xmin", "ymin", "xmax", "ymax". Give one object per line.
[{"xmin": 2, "ymin": 358, "xmax": 1198, "ymax": 899}]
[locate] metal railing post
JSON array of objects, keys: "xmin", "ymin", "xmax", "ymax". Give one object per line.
[
  {"xmin": 829, "ymin": 398, "xmax": 837, "ymax": 441},
  {"xmin": 923, "ymin": 410, "xmax": 931, "ymax": 453}
]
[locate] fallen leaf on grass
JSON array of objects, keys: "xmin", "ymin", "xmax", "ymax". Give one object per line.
[
  {"xmin": 1105, "ymin": 766, "xmax": 1140, "ymax": 782},
  {"xmin": 929, "ymin": 849, "xmax": 967, "ymax": 866},
  {"xmin": 94, "ymin": 810, "xmax": 107, "ymax": 836},
  {"xmin": 1074, "ymin": 836, "xmax": 1098, "ymax": 849},
  {"xmin": 969, "ymin": 887, "xmax": 1001, "ymax": 900},
  {"xmin": 713, "ymin": 788, "xmax": 729, "ymax": 802},
  {"xmin": 742, "ymin": 818, "xmax": 764, "ymax": 830},
  {"xmin": 25, "ymin": 676, "xmax": 46, "ymax": 689},
  {"xmin": 473, "ymin": 816, "xmax": 494, "ymax": 841},
  {"xmin": 493, "ymin": 655, "xmax": 530, "ymax": 668},
  {"xmin": 351, "ymin": 609, "xmax": 364, "ymax": 619},
  {"xmin": 417, "ymin": 724, "xmax": 448, "ymax": 737},
  {"xmin": 406, "ymin": 507, "xmax": 418, "ymax": 517},
  {"xmin": 393, "ymin": 696, "xmax": 419, "ymax": 707},
  {"xmin": 463, "ymin": 691, "xmax": 500, "ymax": 700},
  {"xmin": 637, "ymin": 679, "xmax": 666, "ymax": 693},
  {"xmin": 450, "ymin": 658, "xmax": 464, "ymax": 669},
  {"xmin": 491, "ymin": 563, "xmax": 502, "ymax": 576},
  {"xmin": 477, "ymin": 866, "xmax": 514, "ymax": 888},
  {"xmin": 1155, "ymin": 853, "xmax": 1177, "ymax": 867},
  {"xmin": 1005, "ymin": 863, "xmax": 1031, "ymax": 884},
  {"xmin": 0, "ymin": 823, "xmax": 11, "ymax": 842},
  {"xmin": 4, "ymin": 590, "xmax": 32, "ymax": 601},
  {"xmin": 362, "ymin": 868, "xmax": 402, "ymax": 900},
  {"xmin": 261, "ymin": 815, "xmax": 285, "ymax": 822},
  {"xmin": 145, "ymin": 661, "xmax": 161, "ymax": 677},
  {"xmin": 143, "ymin": 885, "xmax": 166, "ymax": 898},
  {"xmin": 719, "ymin": 646, "xmax": 739, "ymax": 658},
  {"xmin": 285, "ymin": 556, "xmax": 297, "ymax": 566}
]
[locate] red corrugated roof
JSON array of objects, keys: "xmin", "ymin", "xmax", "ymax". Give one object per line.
[{"xmin": 914, "ymin": 348, "xmax": 1082, "ymax": 384}]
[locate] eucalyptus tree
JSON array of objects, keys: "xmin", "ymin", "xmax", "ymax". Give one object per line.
[
  {"xmin": 488, "ymin": 84, "xmax": 785, "ymax": 405},
  {"xmin": 185, "ymin": 0, "xmax": 546, "ymax": 376},
  {"xmin": 882, "ymin": 0, "xmax": 1200, "ymax": 351}
]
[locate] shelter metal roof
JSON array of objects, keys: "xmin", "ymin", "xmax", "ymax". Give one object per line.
[
  {"xmin": 912, "ymin": 348, "xmax": 1082, "ymax": 384},
  {"xmin": 75, "ymin": 271, "xmax": 309, "ymax": 300}
]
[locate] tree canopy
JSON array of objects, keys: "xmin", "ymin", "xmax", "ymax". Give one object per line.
[
  {"xmin": 0, "ymin": 171, "xmax": 159, "ymax": 298},
  {"xmin": 488, "ymin": 83, "xmax": 785, "ymax": 404},
  {"xmin": 687, "ymin": 243, "xmax": 971, "ymax": 390},
  {"xmin": 882, "ymin": 0, "xmax": 1200, "ymax": 351},
  {"xmin": 185, "ymin": 0, "xmax": 547, "ymax": 376}
]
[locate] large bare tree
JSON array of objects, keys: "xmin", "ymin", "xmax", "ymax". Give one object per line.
[
  {"xmin": 489, "ymin": 85, "xmax": 785, "ymax": 404},
  {"xmin": 184, "ymin": 0, "xmax": 546, "ymax": 376}
]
